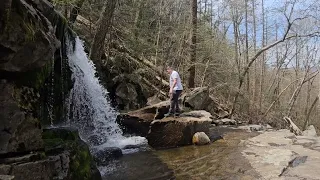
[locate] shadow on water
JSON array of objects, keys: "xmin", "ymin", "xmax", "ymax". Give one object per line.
[
  {"xmin": 103, "ymin": 127, "xmax": 261, "ymax": 180},
  {"xmin": 102, "ymin": 151, "xmax": 175, "ymax": 180}
]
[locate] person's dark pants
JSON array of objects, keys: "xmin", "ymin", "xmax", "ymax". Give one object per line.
[{"xmin": 169, "ymin": 90, "xmax": 182, "ymax": 114}]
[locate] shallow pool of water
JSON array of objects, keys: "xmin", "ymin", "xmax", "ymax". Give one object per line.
[{"xmin": 103, "ymin": 127, "xmax": 260, "ymax": 180}]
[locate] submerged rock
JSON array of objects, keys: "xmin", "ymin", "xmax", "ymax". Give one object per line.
[
  {"xmin": 93, "ymin": 147, "xmax": 123, "ymax": 166},
  {"xmin": 123, "ymin": 144, "xmax": 141, "ymax": 149},
  {"xmin": 147, "ymin": 111, "xmax": 212, "ymax": 149},
  {"xmin": 192, "ymin": 132, "xmax": 210, "ymax": 145}
]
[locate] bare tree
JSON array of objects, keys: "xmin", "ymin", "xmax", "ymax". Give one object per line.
[
  {"xmin": 90, "ymin": 0, "xmax": 117, "ymax": 62},
  {"xmin": 230, "ymin": 1, "xmax": 320, "ymax": 116},
  {"xmin": 188, "ymin": 0, "xmax": 197, "ymax": 88},
  {"xmin": 69, "ymin": 0, "xmax": 86, "ymax": 25}
]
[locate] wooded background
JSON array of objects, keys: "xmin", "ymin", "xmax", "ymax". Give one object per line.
[{"xmin": 52, "ymin": 0, "xmax": 320, "ymax": 131}]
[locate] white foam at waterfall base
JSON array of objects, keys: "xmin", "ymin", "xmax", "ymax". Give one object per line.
[{"xmin": 66, "ymin": 37, "xmax": 147, "ymax": 153}]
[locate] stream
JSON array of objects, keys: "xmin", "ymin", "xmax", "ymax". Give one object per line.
[{"xmin": 102, "ymin": 127, "xmax": 260, "ymax": 180}]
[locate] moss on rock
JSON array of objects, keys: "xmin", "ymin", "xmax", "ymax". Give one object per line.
[{"xmin": 42, "ymin": 128, "xmax": 101, "ymax": 180}]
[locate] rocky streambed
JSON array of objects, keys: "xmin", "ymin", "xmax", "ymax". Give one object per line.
[{"xmin": 102, "ymin": 125, "xmax": 320, "ymax": 180}]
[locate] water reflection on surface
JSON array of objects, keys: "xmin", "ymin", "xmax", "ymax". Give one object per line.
[{"xmin": 103, "ymin": 127, "xmax": 260, "ymax": 180}]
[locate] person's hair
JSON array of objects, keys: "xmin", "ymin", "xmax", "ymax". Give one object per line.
[{"xmin": 166, "ymin": 64, "xmax": 174, "ymax": 70}]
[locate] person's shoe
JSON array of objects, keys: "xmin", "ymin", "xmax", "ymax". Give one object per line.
[
  {"xmin": 174, "ymin": 112, "xmax": 180, "ymax": 117},
  {"xmin": 164, "ymin": 112, "xmax": 174, "ymax": 117}
]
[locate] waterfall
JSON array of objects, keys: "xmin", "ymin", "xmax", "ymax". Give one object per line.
[{"xmin": 66, "ymin": 37, "xmax": 146, "ymax": 153}]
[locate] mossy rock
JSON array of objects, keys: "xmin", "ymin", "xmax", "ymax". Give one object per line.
[{"xmin": 42, "ymin": 128, "xmax": 101, "ymax": 180}]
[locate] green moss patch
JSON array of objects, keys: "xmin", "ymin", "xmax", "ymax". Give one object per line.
[{"xmin": 42, "ymin": 128, "xmax": 100, "ymax": 180}]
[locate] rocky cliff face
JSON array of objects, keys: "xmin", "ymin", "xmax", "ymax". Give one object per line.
[
  {"xmin": 0, "ymin": 0, "xmax": 100, "ymax": 179},
  {"xmin": 0, "ymin": 0, "xmax": 59, "ymax": 72},
  {"xmin": 0, "ymin": 0, "xmax": 60, "ymax": 155}
]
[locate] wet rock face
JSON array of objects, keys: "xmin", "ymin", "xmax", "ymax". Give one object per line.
[
  {"xmin": 0, "ymin": 81, "xmax": 43, "ymax": 154},
  {"xmin": 0, "ymin": 128, "xmax": 101, "ymax": 180},
  {"xmin": 0, "ymin": 0, "xmax": 63, "ymax": 154},
  {"xmin": 0, "ymin": 1, "xmax": 97, "ymax": 179},
  {"xmin": 0, "ymin": 0, "xmax": 59, "ymax": 72}
]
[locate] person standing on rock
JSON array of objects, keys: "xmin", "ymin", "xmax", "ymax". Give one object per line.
[{"xmin": 164, "ymin": 66, "xmax": 183, "ymax": 117}]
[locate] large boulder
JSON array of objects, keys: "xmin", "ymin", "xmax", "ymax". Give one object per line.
[
  {"xmin": 192, "ymin": 132, "xmax": 210, "ymax": 145},
  {"xmin": 115, "ymin": 82, "xmax": 139, "ymax": 110},
  {"xmin": 302, "ymin": 125, "xmax": 317, "ymax": 137},
  {"xmin": 117, "ymin": 101, "xmax": 171, "ymax": 136},
  {"xmin": 183, "ymin": 87, "xmax": 230, "ymax": 119},
  {"xmin": 183, "ymin": 87, "xmax": 211, "ymax": 110},
  {"xmin": 147, "ymin": 111, "xmax": 212, "ymax": 149}
]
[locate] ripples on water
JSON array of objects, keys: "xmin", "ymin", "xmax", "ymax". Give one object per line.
[{"xmin": 103, "ymin": 127, "xmax": 260, "ymax": 180}]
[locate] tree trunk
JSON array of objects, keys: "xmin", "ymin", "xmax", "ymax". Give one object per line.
[
  {"xmin": 188, "ymin": 0, "xmax": 197, "ymax": 88},
  {"xmin": 155, "ymin": 0, "xmax": 163, "ymax": 66},
  {"xmin": 232, "ymin": 7, "xmax": 240, "ymax": 75},
  {"xmin": 0, "ymin": 0, "xmax": 12, "ymax": 32},
  {"xmin": 286, "ymin": 70, "xmax": 310, "ymax": 117},
  {"xmin": 283, "ymin": 117, "xmax": 302, "ymax": 136},
  {"xmin": 252, "ymin": 0, "xmax": 258, "ymax": 106},
  {"xmin": 69, "ymin": 0, "xmax": 86, "ymax": 25},
  {"xmin": 245, "ymin": 0, "xmax": 250, "ymax": 112},
  {"xmin": 89, "ymin": 0, "xmax": 117, "ymax": 62},
  {"xmin": 303, "ymin": 95, "xmax": 319, "ymax": 131},
  {"xmin": 133, "ymin": 0, "xmax": 143, "ymax": 38},
  {"xmin": 259, "ymin": 0, "xmax": 265, "ymax": 110},
  {"xmin": 275, "ymin": 22, "xmax": 280, "ymax": 108}
]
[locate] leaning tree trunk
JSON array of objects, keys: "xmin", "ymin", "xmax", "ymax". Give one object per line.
[
  {"xmin": 89, "ymin": 0, "xmax": 117, "ymax": 62},
  {"xmin": 69, "ymin": 0, "xmax": 86, "ymax": 25},
  {"xmin": 188, "ymin": 0, "xmax": 197, "ymax": 88},
  {"xmin": 0, "ymin": 0, "xmax": 12, "ymax": 32}
]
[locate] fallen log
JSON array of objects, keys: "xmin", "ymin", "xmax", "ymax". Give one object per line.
[
  {"xmin": 283, "ymin": 116, "xmax": 302, "ymax": 136},
  {"xmin": 142, "ymin": 77, "xmax": 167, "ymax": 98}
]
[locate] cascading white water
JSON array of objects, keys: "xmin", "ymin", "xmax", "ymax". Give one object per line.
[{"xmin": 66, "ymin": 37, "xmax": 146, "ymax": 153}]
